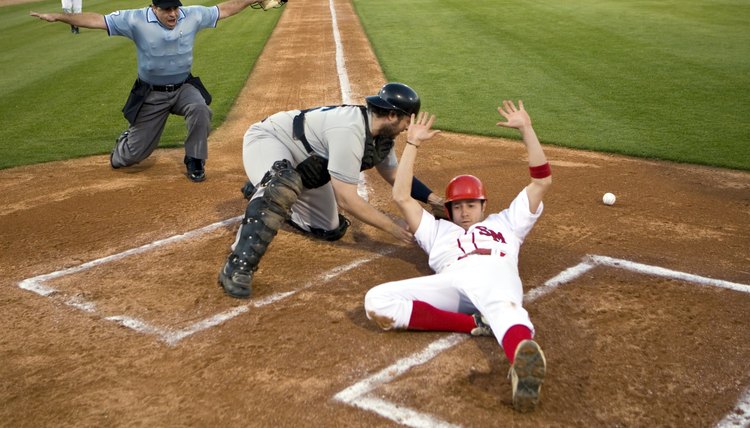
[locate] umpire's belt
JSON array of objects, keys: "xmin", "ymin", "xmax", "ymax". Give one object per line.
[
  {"xmin": 150, "ymin": 82, "xmax": 184, "ymax": 92},
  {"xmin": 457, "ymin": 248, "xmax": 505, "ymax": 260}
]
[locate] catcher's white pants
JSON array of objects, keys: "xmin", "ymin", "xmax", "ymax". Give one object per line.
[
  {"xmin": 61, "ymin": 0, "xmax": 82, "ymax": 13},
  {"xmin": 364, "ymin": 256, "xmax": 534, "ymax": 347}
]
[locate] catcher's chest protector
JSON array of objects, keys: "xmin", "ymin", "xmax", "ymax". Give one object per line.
[{"xmin": 292, "ymin": 105, "xmax": 392, "ymax": 188}]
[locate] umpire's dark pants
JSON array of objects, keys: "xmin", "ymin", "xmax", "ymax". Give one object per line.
[{"xmin": 111, "ymin": 84, "xmax": 211, "ymax": 168}]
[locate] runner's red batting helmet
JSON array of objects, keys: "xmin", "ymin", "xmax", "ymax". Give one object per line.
[
  {"xmin": 445, "ymin": 175, "xmax": 486, "ymax": 203},
  {"xmin": 444, "ymin": 175, "xmax": 487, "ymax": 220}
]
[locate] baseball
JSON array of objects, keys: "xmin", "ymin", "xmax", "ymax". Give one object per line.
[{"xmin": 602, "ymin": 192, "xmax": 616, "ymax": 206}]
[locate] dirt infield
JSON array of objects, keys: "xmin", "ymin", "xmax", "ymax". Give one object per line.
[{"xmin": 2, "ymin": 0, "xmax": 749, "ymax": 426}]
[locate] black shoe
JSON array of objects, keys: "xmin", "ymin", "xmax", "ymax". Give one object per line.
[
  {"xmin": 218, "ymin": 259, "xmax": 252, "ymax": 298},
  {"xmin": 110, "ymin": 151, "xmax": 119, "ymax": 169},
  {"xmin": 241, "ymin": 179, "xmax": 256, "ymax": 199},
  {"xmin": 110, "ymin": 130, "xmax": 129, "ymax": 169},
  {"xmin": 184, "ymin": 156, "xmax": 206, "ymax": 182},
  {"xmin": 286, "ymin": 214, "xmax": 350, "ymax": 241}
]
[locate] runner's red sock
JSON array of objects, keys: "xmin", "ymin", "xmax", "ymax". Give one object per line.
[
  {"xmin": 501, "ymin": 324, "xmax": 533, "ymax": 364},
  {"xmin": 408, "ymin": 300, "xmax": 475, "ymax": 333}
]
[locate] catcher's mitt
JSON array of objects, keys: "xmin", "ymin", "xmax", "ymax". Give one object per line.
[{"xmin": 251, "ymin": 0, "xmax": 287, "ymax": 11}]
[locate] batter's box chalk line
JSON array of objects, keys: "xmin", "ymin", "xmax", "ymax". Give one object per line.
[
  {"xmin": 17, "ymin": 215, "xmax": 394, "ymax": 347},
  {"xmin": 333, "ymin": 254, "xmax": 750, "ymax": 428}
]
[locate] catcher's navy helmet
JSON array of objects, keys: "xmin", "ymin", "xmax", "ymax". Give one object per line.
[{"xmin": 366, "ymin": 82, "xmax": 421, "ymax": 116}]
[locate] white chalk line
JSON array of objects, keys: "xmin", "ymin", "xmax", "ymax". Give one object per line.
[
  {"xmin": 158, "ymin": 247, "xmax": 394, "ymax": 346},
  {"xmin": 589, "ymin": 255, "xmax": 750, "ymax": 294},
  {"xmin": 18, "ymin": 216, "xmax": 242, "ymax": 343},
  {"xmin": 334, "ymin": 334, "xmax": 465, "ymax": 428},
  {"xmin": 329, "ymin": 0, "xmax": 371, "ymax": 202},
  {"xmin": 16, "ymin": 0, "xmax": 376, "ymax": 347},
  {"xmin": 333, "ymin": 255, "xmax": 750, "ymax": 427},
  {"xmin": 348, "ymin": 395, "xmax": 461, "ymax": 428},
  {"xmin": 717, "ymin": 385, "xmax": 750, "ymax": 428},
  {"xmin": 124, "ymin": 247, "xmax": 392, "ymax": 346},
  {"xmin": 18, "ymin": 216, "xmax": 243, "ymax": 296},
  {"xmin": 17, "ymin": 212, "xmax": 391, "ymax": 346},
  {"xmin": 329, "ymin": 0, "xmax": 352, "ymax": 105}
]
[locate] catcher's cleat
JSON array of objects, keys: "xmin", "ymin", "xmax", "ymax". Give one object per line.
[
  {"xmin": 218, "ymin": 259, "xmax": 252, "ymax": 299},
  {"xmin": 241, "ymin": 179, "xmax": 256, "ymax": 200},
  {"xmin": 470, "ymin": 313, "xmax": 493, "ymax": 337},
  {"xmin": 184, "ymin": 156, "xmax": 206, "ymax": 183},
  {"xmin": 509, "ymin": 339, "xmax": 547, "ymax": 413},
  {"xmin": 286, "ymin": 214, "xmax": 350, "ymax": 242}
]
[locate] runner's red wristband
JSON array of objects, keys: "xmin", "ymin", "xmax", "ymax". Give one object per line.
[{"xmin": 529, "ymin": 162, "xmax": 551, "ymax": 179}]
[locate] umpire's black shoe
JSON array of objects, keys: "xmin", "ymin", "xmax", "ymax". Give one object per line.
[
  {"xmin": 110, "ymin": 130, "xmax": 129, "ymax": 169},
  {"xmin": 184, "ymin": 156, "xmax": 206, "ymax": 182},
  {"xmin": 218, "ymin": 259, "xmax": 252, "ymax": 299},
  {"xmin": 110, "ymin": 151, "xmax": 119, "ymax": 169}
]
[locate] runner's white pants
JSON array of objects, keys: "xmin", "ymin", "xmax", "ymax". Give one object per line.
[{"xmin": 365, "ymin": 255, "xmax": 534, "ymax": 346}]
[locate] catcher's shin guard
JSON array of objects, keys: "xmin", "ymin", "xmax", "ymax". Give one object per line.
[{"xmin": 219, "ymin": 161, "xmax": 303, "ymax": 298}]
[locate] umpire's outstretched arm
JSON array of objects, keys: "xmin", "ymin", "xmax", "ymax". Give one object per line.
[{"xmin": 30, "ymin": 11, "xmax": 106, "ymax": 30}]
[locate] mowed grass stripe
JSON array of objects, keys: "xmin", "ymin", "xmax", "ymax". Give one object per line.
[{"xmin": 352, "ymin": 0, "xmax": 750, "ymax": 170}]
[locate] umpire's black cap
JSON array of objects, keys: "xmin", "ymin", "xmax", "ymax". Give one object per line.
[{"xmin": 153, "ymin": 0, "xmax": 182, "ymax": 8}]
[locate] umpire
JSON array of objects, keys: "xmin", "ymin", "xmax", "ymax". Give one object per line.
[{"xmin": 31, "ymin": 0, "xmax": 280, "ymax": 182}]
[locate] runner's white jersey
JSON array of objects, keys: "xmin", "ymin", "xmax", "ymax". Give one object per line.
[{"xmin": 414, "ymin": 188, "xmax": 542, "ymax": 273}]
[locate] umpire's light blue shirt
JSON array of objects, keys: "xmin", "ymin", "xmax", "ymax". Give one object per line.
[{"xmin": 105, "ymin": 6, "xmax": 219, "ymax": 85}]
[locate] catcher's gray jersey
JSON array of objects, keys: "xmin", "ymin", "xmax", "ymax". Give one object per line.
[{"xmin": 247, "ymin": 105, "xmax": 397, "ymax": 184}]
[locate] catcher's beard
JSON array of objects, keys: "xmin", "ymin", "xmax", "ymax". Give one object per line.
[{"xmin": 377, "ymin": 120, "xmax": 405, "ymax": 140}]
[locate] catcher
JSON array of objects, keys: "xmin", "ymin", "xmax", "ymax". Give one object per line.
[
  {"xmin": 30, "ymin": 0, "xmax": 287, "ymax": 182},
  {"xmin": 218, "ymin": 83, "xmax": 446, "ymax": 299},
  {"xmin": 364, "ymin": 101, "xmax": 551, "ymax": 412}
]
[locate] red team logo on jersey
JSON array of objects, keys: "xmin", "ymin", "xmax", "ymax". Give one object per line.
[{"xmin": 475, "ymin": 226, "xmax": 506, "ymax": 243}]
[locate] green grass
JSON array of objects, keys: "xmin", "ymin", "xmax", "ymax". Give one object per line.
[
  {"xmin": 2, "ymin": 1, "xmax": 748, "ymax": 171},
  {"xmin": 352, "ymin": 0, "xmax": 750, "ymax": 170},
  {"xmin": 0, "ymin": 0, "xmax": 281, "ymax": 169}
]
